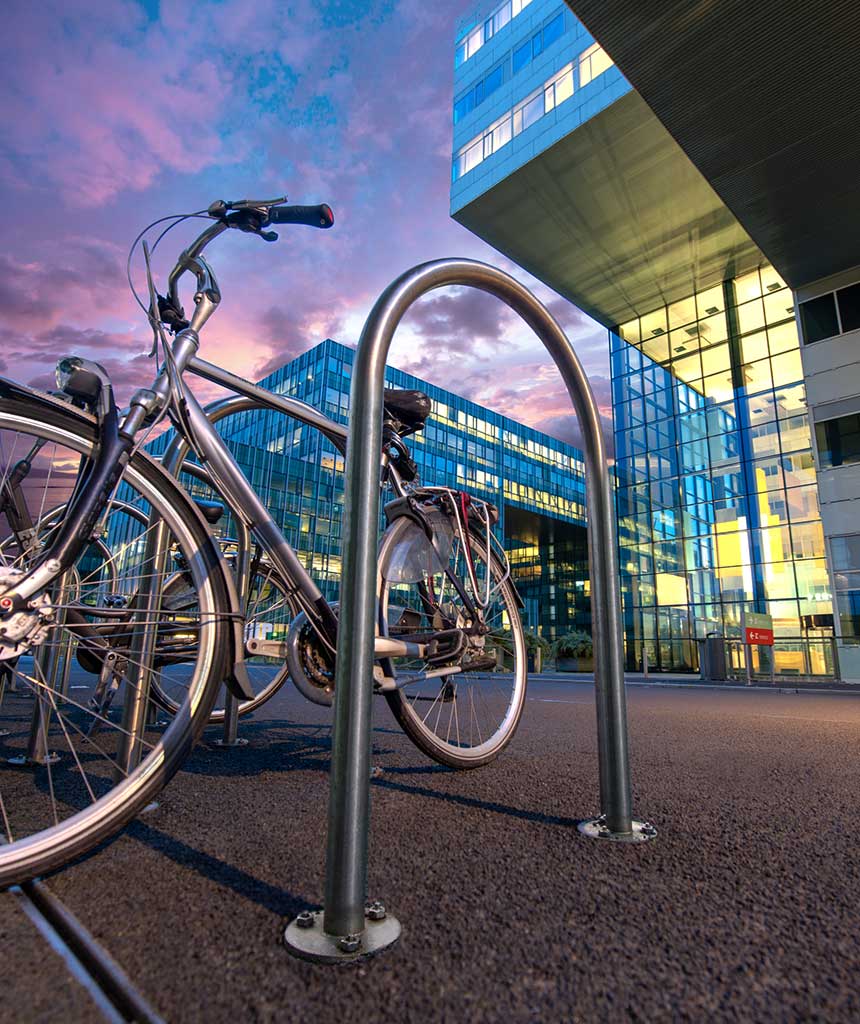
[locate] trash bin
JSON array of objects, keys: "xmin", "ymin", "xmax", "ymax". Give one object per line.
[{"xmin": 699, "ymin": 635, "xmax": 727, "ymax": 681}]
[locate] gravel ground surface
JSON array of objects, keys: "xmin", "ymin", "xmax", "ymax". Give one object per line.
[{"xmin": 4, "ymin": 677, "xmax": 860, "ymax": 1022}]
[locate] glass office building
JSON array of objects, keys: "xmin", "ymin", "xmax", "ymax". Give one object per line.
[
  {"xmin": 611, "ymin": 267, "xmax": 833, "ymax": 674},
  {"xmin": 152, "ymin": 339, "xmax": 591, "ymax": 641},
  {"xmin": 448, "ymin": 1, "xmax": 837, "ymax": 677},
  {"xmin": 450, "ymin": 0, "xmax": 625, "ymax": 216}
]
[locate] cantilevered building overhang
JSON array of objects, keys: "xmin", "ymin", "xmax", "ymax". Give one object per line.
[
  {"xmin": 566, "ymin": 0, "xmax": 860, "ymax": 290},
  {"xmin": 450, "ymin": 8, "xmax": 763, "ymax": 328}
]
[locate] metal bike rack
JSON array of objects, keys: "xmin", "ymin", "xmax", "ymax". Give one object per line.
[
  {"xmin": 10, "ymin": 569, "xmax": 74, "ymax": 767},
  {"xmin": 160, "ymin": 398, "xmax": 257, "ymax": 750},
  {"xmin": 284, "ymin": 258, "xmax": 655, "ymax": 966}
]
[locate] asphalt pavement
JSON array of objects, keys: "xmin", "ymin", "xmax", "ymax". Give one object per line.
[{"xmin": 4, "ymin": 676, "xmax": 860, "ymax": 1022}]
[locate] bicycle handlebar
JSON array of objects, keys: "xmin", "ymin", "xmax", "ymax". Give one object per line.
[
  {"xmin": 161, "ymin": 195, "xmax": 334, "ymax": 335},
  {"xmin": 266, "ymin": 204, "xmax": 334, "ymax": 229}
]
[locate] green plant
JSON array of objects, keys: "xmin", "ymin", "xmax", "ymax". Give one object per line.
[
  {"xmin": 523, "ymin": 630, "xmax": 550, "ymax": 653},
  {"xmin": 551, "ymin": 630, "xmax": 594, "ymax": 660}
]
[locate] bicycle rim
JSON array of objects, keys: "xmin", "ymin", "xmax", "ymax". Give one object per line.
[
  {"xmin": 0, "ymin": 390, "xmax": 228, "ymax": 885},
  {"xmin": 379, "ymin": 516, "xmax": 527, "ymax": 768}
]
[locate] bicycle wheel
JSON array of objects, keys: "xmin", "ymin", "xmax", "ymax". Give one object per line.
[
  {"xmin": 378, "ymin": 514, "xmax": 527, "ymax": 768},
  {"xmin": 150, "ymin": 554, "xmax": 296, "ymax": 721},
  {"xmin": 0, "ymin": 384, "xmax": 229, "ymax": 886}
]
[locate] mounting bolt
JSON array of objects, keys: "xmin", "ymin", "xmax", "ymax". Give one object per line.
[
  {"xmin": 365, "ymin": 900, "xmax": 386, "ymax": 921},
  {"xmin": 46, "ymin": 559, "xmax": 61, "ymax": 573},
  {"xmin": 337, "ymin": 934, "xmax": 361, "ymax": 954},
  {"xmin": 295, "ymin": 911, "xmax": 315, "ymax": 930}
]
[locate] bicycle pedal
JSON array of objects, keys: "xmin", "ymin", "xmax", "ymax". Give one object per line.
[{"xmin": 459, "ymin": 654, "xmax": 497, "ymax": 673}]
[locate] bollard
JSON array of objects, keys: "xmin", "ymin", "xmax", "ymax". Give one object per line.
[{"xmin": 285, "ymin": 258, "xmax": 654, "ymax": 966}]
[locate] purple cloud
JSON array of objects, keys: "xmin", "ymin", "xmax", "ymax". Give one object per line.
[{"xmin": 0, "ymin": 0, "xmax": 612, "ymax": 452}]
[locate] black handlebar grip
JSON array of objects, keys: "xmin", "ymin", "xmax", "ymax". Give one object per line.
[{"xmin": 267, "ymin": 204, "xmax": 334, "ymax": 228}]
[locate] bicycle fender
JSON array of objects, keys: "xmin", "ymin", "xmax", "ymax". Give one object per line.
[
  {"xmin": 382, "ymin": 489, "xmax": 525, "ymax": 610},
  {"xmin": 218, "ymin": 553, "xmax": 256, "ymax": 702}
]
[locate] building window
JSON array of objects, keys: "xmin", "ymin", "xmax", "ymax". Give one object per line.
[
  {"xmin": 831, "ymin": 534, "xmax": 860, "ymax": 641},
  {"xmin": 799, "ymin": 293, "xmax": 839, "ymax": 344},
  {"xmin": 457, "ymin": 6, "xmax": 566, "ymax": 90},
  {"xmin": 798, "ymin": 280, "xmax": 860, "ymax": 343},
  {"xmin": 485, "ymin": 63, "xmax": 504, "ymax": 96},
  {"xmin": 837, "ymin": 282, "xmax": 860, "ymax": 333},
  {"xmin": 453, "ymin": 60, "xmax": 506, "ymax": 125},
  {"xmin": 578, "ymin": 42, "xmax": 613, "ymax": 87},
  {"xmin": 454, "ymin": 0, "xmax": 534, "ymax": 67},
  {"xmin": 543, "ymin": 11, "xmax": 564, "ymax": 49},
  {"xmin": 462, "ymin": 26, "xmax": 483, "ymax": 65},
  {"xmin": 452, "ymin": 63, "xmax": 574, "ymax": 181},
  {"xmin": 513, "ymin": 39, "xmax": 530, "ymax": 74},
  {"xmin": 815, "ymin": 411, "xmax": 860, "ymax": 469}
]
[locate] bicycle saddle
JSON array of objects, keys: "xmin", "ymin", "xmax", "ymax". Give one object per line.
[{"xmin": 383, "ymin": 389, "xmax": 431, "ymax": 431}]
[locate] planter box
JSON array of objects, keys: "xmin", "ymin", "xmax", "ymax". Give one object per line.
[{"xmin": 556, "ymin": 657, "xmax": 594, "ymax": 672}]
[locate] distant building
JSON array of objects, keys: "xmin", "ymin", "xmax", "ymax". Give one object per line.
[{"xmin": 153, "ymin": 339, "xmax": 592, "ymax": 641}]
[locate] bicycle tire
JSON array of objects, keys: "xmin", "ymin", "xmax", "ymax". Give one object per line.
[
  {"xmin": 148, "ymin": 562, "xmax": 295, "ymax": 721},
  {"xmin": 0, "ymin": 384, "xmax": 230, "ymax": 886},
  {"xmin": 378, "ymin": 515, "xmax": 528, "ymax": 769}
]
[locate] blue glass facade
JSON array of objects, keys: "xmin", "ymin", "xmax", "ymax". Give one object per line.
[
  {"xmin": 152, "ymin": 340, "xmax": 591, "ymax": 641},
  {"xmin": 450, "ymin": 1, "xmax": 835, "ymax": 677},
  {"xmin": 450, "ymin": 0, "xmax": 628, "ymax": 214},
  {"xmin": 611, "ymin": 268, "xmax": 833, "ymax": 674}
]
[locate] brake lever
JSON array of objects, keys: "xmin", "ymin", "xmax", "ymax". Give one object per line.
[{"xmin": 228, "ymin": 195, "xmax": 288, "ymax": 210}]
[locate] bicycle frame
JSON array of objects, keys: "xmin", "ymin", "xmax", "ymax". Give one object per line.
[
  {"xmin": 0, "ymin": 201, "xmax": 500, "ymax": 680},
  {"xmin": 152, "ymin": 346, "xmax": 430, "ymax": 664}
]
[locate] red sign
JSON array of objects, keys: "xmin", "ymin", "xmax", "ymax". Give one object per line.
[{"xmin": 745, "ymin": 627, "xmax": 774, "ymax": 646}]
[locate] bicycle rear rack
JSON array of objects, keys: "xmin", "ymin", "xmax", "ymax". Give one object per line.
[{"xmin": 284, "ymin": 258, "xmax": 656, "ymax": 965}]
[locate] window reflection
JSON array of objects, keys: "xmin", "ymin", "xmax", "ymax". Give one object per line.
[
  {"xmin": 578, "ymin": 42, "xmax": 613, "ymax": 86},
  {"xmin": 452, "ymin": 61, "xmax": 577, "ymax": 181},
  {"xmin": 455, "ymin": 0, "xmax": 534, "ymax": 67},
  {"xmin": 611, "ymin": 265, "xmax": 831, "ymax": 671}
]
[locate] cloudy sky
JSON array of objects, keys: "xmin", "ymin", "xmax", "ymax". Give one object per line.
[{"xmin": 0, "ymin": 0, "xmax": 611, "ymax": 450}]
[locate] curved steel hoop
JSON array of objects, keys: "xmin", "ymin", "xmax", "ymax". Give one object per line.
[{"xmin": 288, "ymin": 258, "xmax": 651, "ymax": 963}]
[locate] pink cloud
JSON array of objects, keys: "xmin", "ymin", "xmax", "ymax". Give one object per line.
[{"xmin": 0, "ymin": 0, "xmax": 613, "ymax": 457}]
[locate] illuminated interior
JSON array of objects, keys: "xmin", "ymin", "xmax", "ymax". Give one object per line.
[{"xmin": 612, "ymin": 266, "xmax": 833, "ymax": 675}]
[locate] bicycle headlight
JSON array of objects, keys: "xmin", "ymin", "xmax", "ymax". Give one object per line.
[
  {"xmin": 55, "ymin": 356, "xmax": 107, "ymax": 407},
  {"xmin": 55, "ymin": 357, "xmax": 83, "ymax": 392}
]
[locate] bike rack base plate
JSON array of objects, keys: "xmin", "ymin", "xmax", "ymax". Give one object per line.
[
  {"xmin": 284, "ymin": 910, "xmax": 401, "ymax": 965},
  {"xmin": 6, "ymin": 753, "xmax": 61, "ymax": 767},
  {"xmin": 577, "ymin": 817, "xmax": 657, "ymax": 843}
]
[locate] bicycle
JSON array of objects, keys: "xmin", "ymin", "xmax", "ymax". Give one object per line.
[{"xmin": 0, "ymin": 195, "xmax": 528, "ymax": 887}]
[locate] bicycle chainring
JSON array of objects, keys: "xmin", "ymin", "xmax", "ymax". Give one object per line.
[{"xmin": 285, "ymin": 610, "xmax": 336, "ymax": 707}]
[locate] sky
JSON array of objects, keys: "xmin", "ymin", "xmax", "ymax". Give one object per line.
[{"xmin": 0, "ymin": 0, "xmax": 612, "ymax": 451}]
